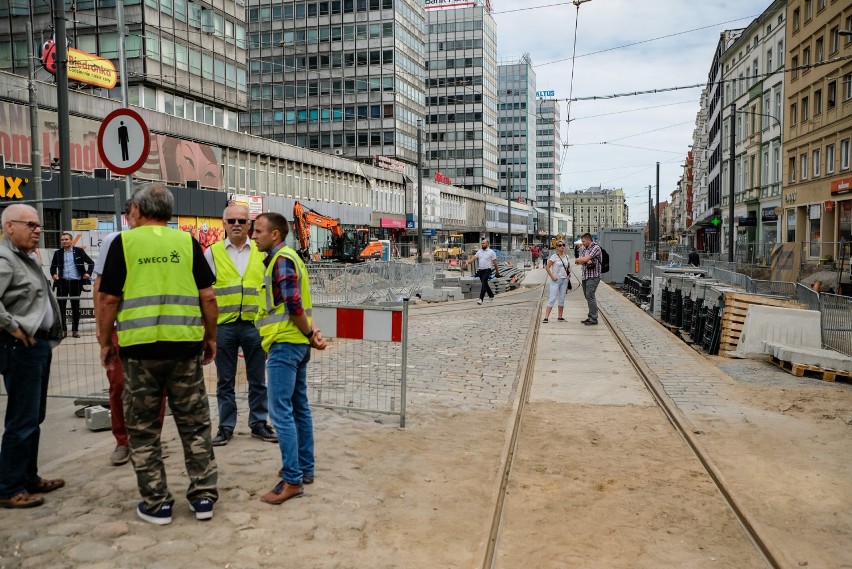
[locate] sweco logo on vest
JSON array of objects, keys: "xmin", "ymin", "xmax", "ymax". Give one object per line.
[{"xmin": 137, "ymin": 251, "xmax": 181, "ymax": 264}]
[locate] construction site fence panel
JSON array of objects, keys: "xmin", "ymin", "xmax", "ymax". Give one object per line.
[
  {"xmin": 819, "ymin": 293, "xmax": 852, "ymax": 357},
  {"xmin": 308, "ymin": 260, "xmax": 437, "ymax": 305}
]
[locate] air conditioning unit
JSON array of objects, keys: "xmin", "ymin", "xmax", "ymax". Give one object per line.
[
  {"xmin": 186, "ymin": 180, "xmax": 201, "ymax": 189},
  {"xmin": 333, "ymin": 149, "xmax": 344, "ymax": 156},
  {"xmin": 93, "ymin": 168, "xmax": 110, "ymax": 179}
]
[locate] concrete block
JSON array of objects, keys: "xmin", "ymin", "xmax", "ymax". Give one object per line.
[
  {"xmin": 84, "ymin": 405, "xmax": 112, "ymax": 432},
  {"xmin": 731, "ymin": 305, "xmax": 821, "ymax": 358},
  {"xmin": 763, "ymin": 341, "xmax": 852, "ymax": 373}
]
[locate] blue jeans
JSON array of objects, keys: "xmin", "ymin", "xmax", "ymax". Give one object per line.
[
  {"xmin": 215, "ymin": 320, "xmax": 268, "ymax": 432},
  {"xmin": 266, "ymin": 342, "xmax": 313, "ymax": 485},
  {"xmin": 546, "ymin": 278, "xmax": 569, "ymax": 308},
  {"xmin": 0, "ymin": 339, "xmax": 52, "ymax": 499}
]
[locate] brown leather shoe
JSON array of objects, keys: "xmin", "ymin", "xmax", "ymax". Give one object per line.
[
  {"xmin": 26, "ymin": 478, "xmax": 65, "ymax": 494},
  {"xmin": 260, "ymin": 480, "xmax": 303, "ymax": 505},
  {"xmin": 0, "ymin": 492, "xmax": 45, "ymax": 509}
]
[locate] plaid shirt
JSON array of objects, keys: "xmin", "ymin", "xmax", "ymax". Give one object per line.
[
  {"xmin": 581, "ymin": 243, "xmax": 602, "ymax": 280},
  {"xmin": 265, "ymin": 244, "xmax": 304, "ymax": 316}
]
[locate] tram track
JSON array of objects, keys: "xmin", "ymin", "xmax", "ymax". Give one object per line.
[{"xmin": 480, "ymin": 285, "xmax": 782, "ymax": 569}]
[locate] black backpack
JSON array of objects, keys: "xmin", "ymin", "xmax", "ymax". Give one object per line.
[{"xmin": 599, "ymin": 247, "xmax": 610, "ymax": 274}]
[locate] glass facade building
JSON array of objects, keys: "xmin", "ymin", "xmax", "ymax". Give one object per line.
[
  {"xmin": 244, "ymin": 0, "xmax": 426, "ymax": 164},
  {"xmin": 497, "ymin": 55, "xmax": 535, "ymax": 202}
]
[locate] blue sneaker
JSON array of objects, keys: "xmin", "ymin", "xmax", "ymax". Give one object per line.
[
  {"xmin": 189, "ymin": 497, "xmax": 214, "ymax": 521},
  {"xmin": 136, "ymin": 500, "xmax": 173, "ymax": 525}
]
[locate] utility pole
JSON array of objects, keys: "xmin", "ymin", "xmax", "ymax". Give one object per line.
[
  {"xmin": 728, "ymin": 103, "xmax": 736, "ymax": 263},
  {"xmin": 26, "ymin": 21, "xmax": 44, "ymax": 247},
  {"xmin": 655, "ymin": 162, "xmax": 660, "ymax": 261},
  {"xmin": 117, "ymin": 1, "xmax": 130, "ymax": 230},
  {"xmin": 507, "ymin": 167, "xmax": 512, "ymax": 252},
  {"xmin": 571, "ymin": 195, "xmax": 575, "ymax": 240},
  {"xmin": 417, "ymin": 120, "xmax": 423, "ymax": 263},
  {"xmin": 54, "ymin": 0, "xmax": 73, "ymax": 232},
  {"xmin": 648, "ymin": 185, "xmax": 652, "ymax": 253}
]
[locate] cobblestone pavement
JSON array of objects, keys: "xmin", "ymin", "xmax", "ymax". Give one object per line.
[{"xmin": 404, "ymin": 289, "xmax": 539, "ymax": 411}]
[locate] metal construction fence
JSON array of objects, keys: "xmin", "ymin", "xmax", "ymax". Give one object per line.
[
  {"xmin": 818, "ymin": 294, "xmax": 852, "ymax": 357},
  {"xmin": 309, "ymin": 260, "xmax": 437, "ymax": 304},
  {"xmin": 8, "ymin": 292, "xmax": 412, "ymax": 426}
]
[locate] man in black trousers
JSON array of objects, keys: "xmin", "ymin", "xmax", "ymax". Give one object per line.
[{"xmin": 50, "ymin": 232, "xmax": 94, "ymax": 338}]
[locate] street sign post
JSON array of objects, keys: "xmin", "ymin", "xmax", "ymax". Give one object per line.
[{"xmin": 97, "ymin": 108, "xmax": 150, "ymax": 176}]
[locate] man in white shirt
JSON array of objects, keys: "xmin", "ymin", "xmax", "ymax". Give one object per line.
[
  {"xmin": 464, "ymin": 238, "xmax": 499, "ymax": 305},
  {"xmin": 204, "ymin": 205, "xmax": 275, "ymax": 446}
]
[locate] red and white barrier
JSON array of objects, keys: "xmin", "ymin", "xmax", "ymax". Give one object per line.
[{"xmin": 312, "ymin": 306, "xmax": 403, "ymax": 343}]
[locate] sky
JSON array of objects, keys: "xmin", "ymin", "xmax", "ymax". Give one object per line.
[{"xmin": 490, "ymin": 0, "xmax": 772, "ymax": 223}]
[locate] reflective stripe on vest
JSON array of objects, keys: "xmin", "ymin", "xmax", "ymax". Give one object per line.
[
  {"xmin": 117, "ymin": 226, "xmax": 204, "ymax": 347},
  {"xmin": 211, "ymin": 240, "xmax": 265, "ymax": 325},
  {"xmin": 255, "ymin": 245, "xmax": 313, "ymax": 352}
]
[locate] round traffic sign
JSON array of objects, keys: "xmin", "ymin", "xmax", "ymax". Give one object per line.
[{"xmin": 97, "ymin": 108, "xmax": 150, "ymax": 176}]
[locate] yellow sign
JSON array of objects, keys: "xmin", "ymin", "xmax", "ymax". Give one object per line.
[
  {"xmin": 0, "ymin": 175, "xmax": 26, "ymax": 199},
  {"xmin": 72, "ymin": 217, "xmax": 98, "ymax": 231},
  {"xmin": 67, "ymin": 47, "xmax": 118, "ymax": 89}
]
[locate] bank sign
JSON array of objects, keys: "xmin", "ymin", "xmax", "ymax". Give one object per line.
[
  {"xmin": 425, "ymin": 0, "xmax": 477, "ymax": 9},
  {"xmin": 535, "ymin": 90, "xmax": 556, "ymax": 98}
]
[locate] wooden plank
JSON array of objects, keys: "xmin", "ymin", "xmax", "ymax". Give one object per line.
[
  {"xmin": 724, "ymin": 292, "xmax": 805, "ymax": 309},
  {"xmin": 769, "ymin": 356, "xmax": 851, "ymax": 382}
]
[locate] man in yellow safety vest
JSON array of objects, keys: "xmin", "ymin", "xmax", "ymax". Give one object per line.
[
  {"xmin": 252, "ymin": 212, "xmax": 326, "ymax": 505},
  {"xmin": 204, "ymin": 204, "xmax": 276, "ymax": 446},
  {"xmin": 96, "ymin": 183, "xmax": 219, "ymax": 525}
]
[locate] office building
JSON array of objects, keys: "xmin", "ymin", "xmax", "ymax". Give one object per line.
[
  {"xmin": 535, "ymin": 97, "xmax": 562, "ymax": 229},
  {"xmin": 245, "ymin": 0, "xmax": 427, "ymax": 164},
  {"xmin": 424, "ymin": 0, "xmax": 498, "ymax": 194},
  {"xmin": 0, "ymin": 1, "xmax": 248, "ymax": 131},
  {"xmin": 497, "ymin": 55, "xmax": 535, "ymax": 202}
]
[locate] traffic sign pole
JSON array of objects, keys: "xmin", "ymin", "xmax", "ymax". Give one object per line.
[{"xmin": 117, "ymin": 0, "xmax": 129, "ymax": 231}]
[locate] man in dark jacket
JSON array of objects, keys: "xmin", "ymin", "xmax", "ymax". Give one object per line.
[{"xmin": 50, "ymin": 233, "xmax": 94, "ymax": 338}]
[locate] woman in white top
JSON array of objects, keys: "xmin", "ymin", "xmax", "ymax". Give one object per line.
[{"xmin": 543, "ymin": 240, "xmax": 571, "ymax": 323}]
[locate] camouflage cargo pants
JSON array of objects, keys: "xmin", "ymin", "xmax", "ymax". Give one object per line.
[{"xmin": 122, "ymin": 355, "xmax": 218, "ymax": 509}]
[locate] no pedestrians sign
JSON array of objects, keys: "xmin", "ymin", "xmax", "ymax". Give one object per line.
[{"xmin": 97, "ymin": 108, "xmax": 150, "ymax": 176}]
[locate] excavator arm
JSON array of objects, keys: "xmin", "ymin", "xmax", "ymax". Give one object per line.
[{"xmin": 293, "ymin": 201, "xmax": 348, "ymax": 262}]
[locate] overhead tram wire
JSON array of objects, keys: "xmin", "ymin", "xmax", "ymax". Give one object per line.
[{"xmin": 536, "ymin": 14, "xmax": 761, "ymax": 67}]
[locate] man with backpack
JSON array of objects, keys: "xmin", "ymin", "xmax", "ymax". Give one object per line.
[{"xmin": 575, "ymin": 233, "xmax": 602, "ymax": 326}]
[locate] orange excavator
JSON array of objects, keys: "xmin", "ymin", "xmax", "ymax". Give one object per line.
[{"xmin": 292, "ymin": 202, "xmax": 383, "ymax": 262}]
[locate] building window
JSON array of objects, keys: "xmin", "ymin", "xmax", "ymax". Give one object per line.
[
  {"xmin": 801, "ymin": 96, "xmax": 809, "ymax": 121},
  {"xmin": 828, "ymin": 81, "xmax": 836, "ymax": 109},
  {"xmin": 844, "ymin": 73, "xmax": 852, "ymax": 101},
  {"xmin": 792, "ymin": 55, "xmax": 799, "ymax": 79},
  {"xmin": 830, "ymin": 27, "xmax": 839, "ymax": 54},
  {"xmin": 817, "ymin": 0, "xmax": 825, "ymax": 10},
  {"xmin": 800, "ymin": 153, "xmax": 808, "ymax": 180},
  {"xmin": 826, "ymin": 144, "xmax": 835, "ymax": 174},
  {"xmin": 814, "ymin": 90, "xmax": 822, "ymax": 115},
  {"xmin": 804, "ymin": 0, "xmax": 812, "ymax": 21},
  {"xmin": 789, "ymin": 157, "xmax": 796, "ymax": 183},
  {"xmin": 786, "ymin": 209, "xmax": 796, "ymax": 243},
  {"xmin": 775, "ymin": 89, "xmax": 782, "ymax": 121},
  {"xmin": 773, "ymin": 145, "xmax": 781, "ymax": 183},
  {"xmin": 813, "ymin": 149, "xmax": 821, "ymax": 178},
  {"xmin": 790, "ymin": 102, "xmax": 797, "ymax": 125},
  {"xmin": 793, "ymin": 8, "xmax": 800, "ymax": 31},
  {"xmin": 842, "ymin": 139, "xmax": 851, "ymax": 170},
  {"xmin": 763, "ymin": 94, "xmax": 771, "ymax": 130},
  {"xmin": 802, "ymin": 47, "xmax": 810, "ymax": 72},
  {"xmin": 778, "ymin": 40, "xmax": 784, "ymax": 66},
  {"xmin": 815, "ymin": 38, "xmax": 823, "ymax": 63},
  {"xmin": 847, "ymin": 16, "xmax": 852, "ymax": 44}
]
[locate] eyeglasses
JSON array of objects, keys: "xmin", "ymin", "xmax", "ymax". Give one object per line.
[
  {"xmin": 557, "ymin": 243, "xmax": 565, "ymax": 247},
  {"xmin": 8, "ymin": 220, "xmax": 42, "ymax": 231},
  {"xmin": 226, "ymin": 218, "xmax": 248, "ymax": 225}
]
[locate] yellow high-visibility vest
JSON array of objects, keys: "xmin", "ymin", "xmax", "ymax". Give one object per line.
[
  {"xmin": 210, "ymin": 239, "xmax": 265, "ymax": 325},
  {"xmin": 117, "ymin": 225, "xmax": 203, "ymax": 347},
  {"xmin": 255, "ymin": 245, "xmax": 312, "ymax": 352}
]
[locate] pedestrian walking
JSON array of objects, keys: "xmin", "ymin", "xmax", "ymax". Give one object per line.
[
  {"xmin": 96, "ymin": 183, "xmax": 219, "ymax": 525},
  {"xmin": 530, "ymin": 243, "xmax": 540, "ymax": 269},
  {"xmin": 542, "ymin": 240, "xmax": 571, "ymax": 323},
  {"xmin": 464, "ymin": 238, "xmax": 499, "ymax": 305},
  {"xmin": 251, "ymin": 212, "xmax": 327, "ymax": 505},
  {"xmin": 575, "ymin": 233, "xmax": 602, "ymax": 326},
  {"xmin": 0, "ymin": 204, "xmax": 66, "ymax": 509},
  {"xmin": 204, "ymin": 204, "xmax": 276, "ymax": 447},
  {"xmin": 50, "ymin": 232, "xmax": 94, "ymax": 338}
]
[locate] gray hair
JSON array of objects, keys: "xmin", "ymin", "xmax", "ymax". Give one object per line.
[
  {"xmin": 1, "ymin": 203, "xmax": 38, "ymax": 224},
  {"xmin": 130, "ymin": 183, "xmax": 174, "ymax": 222}
]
